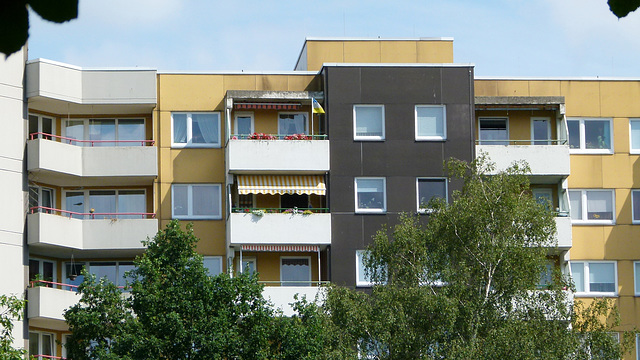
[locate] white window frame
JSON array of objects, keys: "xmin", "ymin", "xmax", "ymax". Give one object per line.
[
  {"xmin": 571, "ymin": 261, "xmax": 618, "ymax": 297},
  {"xmin": 353, "ymin": 105, "xmax": 385, "ymax": 141},
  {"xmin": 238, "ymin": 256, "xmax": 257, "ymax": 275},
  {"xmin": 356, "ymin": 250, "xmax": 373, "ymax": 287},
  {"xmin": 530, "ymin": 117, "xmax": 551, "ymax": 145},
  {"xmin": 171, "ymin": 112, "xmax": 221, "ymax": 148},
  {"xmin": 354, "ymin": 177, "xmax": 387, "ymax": 214},
  {"xmin": 28, "ymin": 113, "xmax": 55, "ymax": 139},
  {"xmin": 278, "ymin": 112, "xmax": 309, "ymax": 136},
  {"xmin": 29, "ymin": 258, "xmax": 57, "ymax": 283},
  {"xmin": 203, "ymin": 256, "xmax": 223, "ymax": 276},
  {"xmin": 280, "ymin": 256, "xmax": 311, "ymax": 286},
  {"xmin": 569, "ymin": 189, "xmax": 616, "ymax": 225},
  {"xmin": 171, "ymin": 184, "xmax": 222, "ymax": 220},
  {"xmin": 234, "ymin": 112, "xmax": 254, "ymax": 136},
  {"xmin": 29, "ymin": 331, "xmax": 55, "ymax": 359},
  {"xmin": 29, "ymin": 186, "xmax": 55, "ymax": 213},
  {"xmin": 62, "ymin": 118, "xmax": 147, "ymax": 145},
  {"xmin": 415, "ymin": 105, "xmax": 446, "ymax": 141},
  {"xmin": 478, "ymin": 117, "xmax": 509, "ymax": 145},
  {"xmin": 62, "ymin": 189, "xmax": 147, "ymax": 216},
  {"xmin": 567, "ymin": 118, "xmax": 614, "ymax": 154},
  {"xmin": 634, "ymin": 261, "xmax": 640, "ymax": 296},
  {"xmin": 630, "ymin": 119, "xmax": 640, "ymax": 154},
  {"xmin": 416, "ymin": 177, "xmax": 448, "ymax": 213}
]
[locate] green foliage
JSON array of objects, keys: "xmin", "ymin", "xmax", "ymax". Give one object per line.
[
  {"xmin": 608, "ymin": 0, "xmax": 640, "ymax": 18},
  {"xmin": 0, "ymin": 294, "xmax": 27, "ymax": 360},
  {"xmin": 0, "ymin": 0, "xmax": 78, "ymax": 56}
]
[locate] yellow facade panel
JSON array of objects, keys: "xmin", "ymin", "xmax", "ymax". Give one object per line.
[
  {"xmin": 602, "ymin": 155, "xmax": 633, "ymax": 188},
  {"xmin": 614, "ymin": 117, "xmax": 631, "ymax": 154},
  {"xmin": 158, "ymin": 74, "xmax": 225, "ymax": 111},
  {"xmin": 561, "ymin": 81, "xmax": 601, "ymax": 117},
  {"xmin": 618, "ymin": 260, "xmax": 635, "ymax": 296},
  {"xmin": 344, "ymin": 41, "xmax": 381, "ymax": 64},
  {"xmin": 169, "ymin": 149, "xmax": 225, "ymax": 183},
  {"xmin": 287, "ymin": 75, "xmax": 321, "ymax": 91},
  {"xmin": 496, "ymin": 81, "xmax": 530, "ymax": 96},
  {"xmin": 602, "ymin": 226, "xmax": 640, "ymax": 259},
  {"xmin": 568, "ymin": 156, "xmax": 603, "ymax": 187},
  {"xmin": 157, "ymin": 183, "xmax": 172, "ymax": 221},
  {"xmin": 599, "ymin": 82, "xmax": 640, "ymax": 117},
  {"xmin": 306, "ymin": 41, "xmax": 344, "ymax": 71},
  {"xmin": 614, "ymin": 190, "xmax": 633, "ymax": 225},
  {"xmin": 570, "ymin": 226, "xmax": 607, "ymax": 259},
  {"xmin": 192, "ymin": 221, "xmax": 227, "ymax": 255},
  {"xmin": 527, "ymin": 81, "xmax": 561, "ymax": 97},
  {"xmin": 474, "ymin": 80, "xmax": 499, "ymax": 97},
  {"xmin": 380, "ymin": 41, "xmax": 418, "ymax": 63},
  {"xmin": 416, "ymin": 41, "xmax": 454, "ymax": 63},
  {"xmin": 157, "ymin": 111, "xmax": 173, "ymax": 149},
  {"xmin": 256, "ymin": 75, "xmax": 288, "ymax": 91},
  {"xmin": 223, "ymin": 75, "xmax": 258, "ymax": 91}
]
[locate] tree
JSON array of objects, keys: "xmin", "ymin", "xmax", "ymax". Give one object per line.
[
  {"xmin": 65, "ymin": 220, "xmax": 275, "ymax": 360},
  {"xmin": 609, "ymin": 0, "xmax": 640, "ymax": 18},
  {"xmin": 0, "ymin": 0, "xmax": 78, "ymax": 57},
  {"xmin": 321, "ymin": 157, "xmax": 634, "ymax": 359},
  {"xmin": 0, "ymin": 294, "xmax": 27, "ymax": 360}
]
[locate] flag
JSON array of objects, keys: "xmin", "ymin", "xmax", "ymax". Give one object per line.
[{"xmin": 312, "ymin": 98, "xmax": 325, "ymax": 114}]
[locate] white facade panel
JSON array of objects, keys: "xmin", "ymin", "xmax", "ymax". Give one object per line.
[
  {"xmin": 229, "ymin": 213, "xmax": 331, "ymax": 245},
  {"xmin": 554, "ymin": 216, "xmax": 572, "ymax": 250},
  {"xmin": 228, "ymin": 140, "xmax": 330, "ymax": 173},
  {"xmin": 476, "ymin": 145, "xmax": 570, "ymax": 176},
  {"xmin": 27, "ymin": 286, "xmax": 80, "ymax": 331},
  {"xmin": 262, "ymin": 286, "xmax": 323, "ymax": 316}
]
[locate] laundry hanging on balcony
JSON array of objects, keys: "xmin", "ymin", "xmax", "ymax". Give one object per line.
[{"xmin": 237, "ymin": 175, "xmax": 326, "ymax": 195}]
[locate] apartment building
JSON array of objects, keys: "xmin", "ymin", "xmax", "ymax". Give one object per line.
[{"xmin": 2, "ymin": 37, "xmax": 640, "ymax": 359}]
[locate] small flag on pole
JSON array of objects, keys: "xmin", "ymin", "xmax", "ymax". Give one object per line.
[{"xmin": 312, "ymin": 98, "xmax": 325, "ymax": 114}]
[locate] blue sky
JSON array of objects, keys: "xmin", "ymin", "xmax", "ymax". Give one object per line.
[{"xmin": 26, "ymin": 0, "xmax": 640, "ymax": 77}]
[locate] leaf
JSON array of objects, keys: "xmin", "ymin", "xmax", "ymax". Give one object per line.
[
  {"xmin": 0, "ymin": 1, "xmax": 28, "ymax": 57},
  {"xmin": 608, "ymin": 0, "xmax": 640, "ymax": 18},
  {"xmin": 29, "ymin": 0, "xmax": 78, "ymax": 23}
]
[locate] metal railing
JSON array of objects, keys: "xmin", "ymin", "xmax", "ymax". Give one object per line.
[
  {"xmin": 29, "ymin": 132, "xmax": 155, "ymax": 146},
  {"xmin": 31, "ymin": 355, "xmax": 66, "ymax": 360},
  {"xmin": 232, "ymin": 207, "xmax": 329, "ymax": 214},
  {"xmin": 30, "ymin": 206, "xmax": 156, "ymax": 219},
  {"xmin": 230, "ymin": 133, "xmax": 327, "ymax": 140},
  {"xmin": 29, "ymin": 279, "xmax": 128, "ymax": 291},
  {"xmin": 258, "ymin": 280, "xmax": 330, "ymax": 286},
  {"xmin": 475, "ymin": 139, "xmax": 567, "ymax": 145}
]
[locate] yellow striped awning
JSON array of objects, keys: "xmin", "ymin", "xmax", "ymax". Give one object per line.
[{"xmin": 237, "ymin": 175, "xmax": 326, "ymax": 195}]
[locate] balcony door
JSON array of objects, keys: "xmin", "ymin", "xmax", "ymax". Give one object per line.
[
  {"xmin": 281, "ymin": 257, "xmax": 311, "ymax": 286},
  {"xmin": 479, "ymin": 118, "xmax": 508, "ymax": 145},
  {"xmin": 531, "ymin": 118, "xmax": 551, "ymax": 145}
]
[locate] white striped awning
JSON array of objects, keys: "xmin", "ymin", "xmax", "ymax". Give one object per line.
[
  {"xmin": 241, "ymin": 244, "xmax": 320, "ymax": 252},
  {"xmin": 237, "ymin": 175, "xmax": 326, "ymax": 195}
]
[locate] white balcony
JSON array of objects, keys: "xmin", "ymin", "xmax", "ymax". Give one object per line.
[
  {"xmin": 26, "ymin": 59, "xmax": 156, "ymax": 115},
  {"xmin": 555, "ymin": 216, "xmax": 572, "ymax": 250},
  {"xmin": 263, "ymin": 286, "xmax": 324, "ymax": 316},
  {"xmin": 229, "ymin": 212, "xmax": 331, "ymax": 245},
  {"xmin": 476, "ymin": 144, "xmax": 570, "ymax": 180},
  {"xmin": 228, "ymin": 139, "xmax": 330, "ymax": 173},
  {"xmin": 27, "ymin": 286, "xmax": 79, "ymax": 331},
  {"xmin": 27, "ymin": 139, "xmax": 157, "ymax": 186},
  {"xmin": 28, "ymin": 212, "xmax": 157, "ymax": 255}
]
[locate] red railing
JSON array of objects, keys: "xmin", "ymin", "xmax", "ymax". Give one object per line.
[
  {"xmin": 32, "ymin": 355, "xmax": 66, "ymax": 360},
  {"xmin": 29, "ymin": 279, "xmax": 78, "ymax": 290},
  {"xmin": 30, "ymin": 206, "xmax": 156, "ymax": 219},
  {"xmin": 29, "ymin": 132, "xmax": 155, "ymax": 146}
]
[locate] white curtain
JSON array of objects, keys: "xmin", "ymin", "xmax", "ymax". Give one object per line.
[
  {"xmin": 173, "ymin": 114, "xmax": 187, "ymax": 143},
  {"xmin": 279, "ymin": 114, "xmax": 306, "ymax": 135},
  {"xmin": 192, "ymin": 114, "xmax": 218, "ymax": 144}
]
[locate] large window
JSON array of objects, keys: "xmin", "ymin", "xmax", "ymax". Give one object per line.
[
  {"xmin": 531, "ymin": 117, "xmax": 551, "ymax": 145},
  {"xmin": 567, "ymin": 118, "xmax": 613, "ymax": 153},
  {"xmin": 415, "ymin": 105, "xmax": 446, "ymax": 140},
  {"xmin": 239, "ymin": 257, "xmax": 256, "ymax": 276},
  {"xmin": 355, "ymin": 177, "xmax": 386, "ymax": 213},
  {"xmin": 354, "ymin": 105, "xmax": 384, "ymax": 140},
  {"xmin": 479, "ymin": 117, "xmax": 508, "ymax": 145},
  {"xmin": 28, "ymin": 114, "xmax": 54, "ymax": 139},
  {"xmin": 631, "ymin": 120, "xmax": 640, "ymax": 154},
  {"xmin": 29, "ymin": 331, "xmax": 54, "ymax": 359},
  {"xmin": 203, "ymin": 256, "xmax": 223, "ymax": 277},
  {"xmin": 235, "ymin": 113, "xmax": 254, "ymax": 136},
  {"xmin": 634, "ymin": 262, "xmax": 640, "ymax": 296},
  {"xmin": 571, "ymin": 261, "xmax": 617, "ymax": 296},
  {"xmin": 29, "ymin": 186, "xmax": 54, "ymax": 213},
  {"xmin": 63, "ymin": 118, "xmax": 146, "ymax": 146},
  {"xmin": 64, "ymin": 189, "xmax": 146, "ymax": 219},
  {"xmin": 280, "ymin": 257, "xmax": 311, "ymax": 286},
  {"xmin": 569, "ymin": 190, "xmax": 615, "ymax": 224},
  {"xmin": 417, "ymin": 178, "xmax": 447, "ymax": 212},
  {"xmin": 63, "ymin": 261, "xmax": 135, "ymax": 291},
  {"xmin": 356, "ymin": 250, "xmax": 374, "ymax": 287},
  {"xmin": 172, "ymin": 184, "xmax": 222, "ymax": 220},
  {"xmin": 29, "ymin": 258, "xmax": 55, "ymax": 285},
  {"xmin": 278, "ymin": 113, "xmax": 308, "ymax": 136},
  {"xmin": 172, "ymin": 112, "xmax": 220, "ymax": 148},
  {"xmin": 633, "ymin": 190, "xmax": 640, "ymax": 224}
]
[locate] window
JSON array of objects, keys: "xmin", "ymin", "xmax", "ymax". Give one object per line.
[
  {"xmin": 356, "ymin": 250, "xmax": 373, "ymax": 287},
  {"xmin": 64, "ymin": 261, "xmax": 135, "ymax": 291},
  {"xmin": 29, "ymin": 186, "xmax": 54, "ymax": 213},
  {"xmin": 63, "ymin": 118, "xmax": 146, "ymax": 146},
  {"xmin": 281, "ymin": 194, "xmax": 309, "ymax": 209},
  {"xmin": 635, "ymin": 262, "xmax": 640, "ymax": 296},
  {"xmin": 567, "ymin": 118, "xmax": 613, "ymax": 153},
  {"xmin": 569, "ymin": 190, "xmax": 615, "ymax": 224},
  {"xmin": 631, "ymin": 120, "xmax": 640, "ymax": 154},
  {"xmin": 417, "ymin": 178, "xmax": 447, "ymax": 212},
  {"xmin": 238, "ymin": 194, "xmax": 254, "ymax": 209},
  {"xmin": 235, "ymin": 113, "xmax": 254, "ymax": 137},
  {"xmin": 238, "ymin": 257, "xmax": 256, "ymax": 276},
  {"xmin": 172, "ymin": 112, "xmax": 220, "ymax": 148},
  {"xmin": 354, "ymin": 105, "xmax": 384, "ymax": 140},
  {"xmin": 203, "ymin": 256, "xmax": 223, "ymax": 276},
  {"xmin": 63, "ymin": 189, "xmax": 146, "ymax": 219},
  {"xmin": 415, "ymin": 105, "xmax": 446, "ymax": 140},
  {"xmin": 531, "ymin": 117, "xmax": 551, "ymax": 145},
  {"xmin": 28, "ymin": 114, "xmax": 54, "ymax": 139},
  {"xmin": 278, "ymin": 113, "xmax": 308, "ymax": 136},
  {"xmin": 172, "ymin": 184, "xmax": 222, "ymax": 220},
  {"xmin": 532, "ymin": 188, "xmax": 553, "ymax": 211},
  {"xmin": 633, "ymin": 191, "xmax": 640, "ymax": 224},
  {"xmin": 29, "ymin": 331, "xmax": 54, "ymax": 360},
  {"xmin": 571, "ymin": 261, "xmax": 617, "ymax": 296},
  {"xmin": 29, "ymin": 258, "xmax": 55, "ymax": 285},
  {"xmin": 280, "ymin": 257, "xmax": 310, "ymax": 286},
  {"xmin": 355, "ymin": 177, "xmax": 386, "ymax": 213},
  {"xmin": 479, "ymin": 117, "xmax": 508, "ymax": 145}
]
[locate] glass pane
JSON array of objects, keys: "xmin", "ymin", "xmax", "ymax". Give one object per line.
[
  {"xmin": 357, "ymin": 179, "xmax": 385, "ymax": 210},
  {"xmin": 631, "ymin": 121, "xmax": 640, "ymax": 150},
  {"xmin": 28, "ymin": 115, "xmax": 38, "ymax": 139},
  {"xmin": 418, "ymin": 179, "xmax": 446, "ymax": 209},
  {"xmin": 65, "ymin": 120, "xmax": 85, "ymax": 146},
  {"xmin": 119, "ymin": 263, "xmax": 136, "ymax": 289},
  {"xmin": 538, "ymin": 262, "xmax": 554, "ymax": 288},
  {"xmin": 89, "ymin": 119, "xmax": 116, "ymax": 147},
  {"xmin": 634, "ymin": 191, "xmax": 640, "ymax": 222},
  {"xmin": 584, "ymin": 120, "xmax": 610, "ymax": 150},
  {"xmin": 41, "ymin": 188, "xmax": 53, "ymax": 210},
  {"xmin": 569, "ymin": 190, "xmax": 582, "ymax": 220},
  {"xmin": 65, "ymin": 262, "xmax": 85, "ymax": 291},
  {"xmin": 236, "ymin": 116, "xmax": 252, "ymax": 136},
  {"xmin": 278, "ymin": 113, "xmax": 307, "ymax": 136},
  {"xmin": 118, "ymin": 190, "xmax": 146, "ymax": 219},
  {"xmin": 586, "ymin": 191, "xmax": 613, "ymax": 220},
  {"xmin": 29, "ymin": 187, "xmax": 39, "ymax": 212},
  {"xmin": 66, "ymin": 191, "xmax": 85, "ymax": 219},
  {"xmin": 29, "ymin": 332, "xmax": 39, "ymax": 357},
  {"xmin": 589, "ymin": 263, "xmax": 615, "ymax": 292},
  {"xmin": 204, "ymin": 257, "xmax": 222, "ymax": 276},
  {"xmin": 191, "ymin": 113, "xmax": 218, "ymax": 144},
  {"xmin": 173, "ymin": 185, "xmax": 189, "ymax": 217},
  {"xmin": 41, "ymin": 334, "xmax": 53, "ymax": 355},
  {"xmin": 416, "ymin": 106, "xmax": 444, "ymax": 137},
  {"xmin": 89, "ymin": 190, "xmax": 116, "ymax": 219},
  {"xmin": 532, "ymin": 189, "xmax": 553, "ymax": 210},
  {"xmin": 173, "ymin": 114, "xmax": 187, "ymax": 143},
  {"xmin": 90, "ymin": 262, "xmax": 117, "ymax": 284},
  {"xmin": 357, "ymin": 251, "xmax": 371, "ymax": 284},
  {"xmin": 532, "ymin": 119, "xmax": 549, "ymax": 145},
  {"xmin": 118, "ymin": 119, "xmax": 145, "ymax": 146},
  {"xmin": 571, "ymin": 263, "xmax": 584, "ymax": 292},
  {"xmin": 42, "ymin": 117, "xmax": 53, "ymax": 139},
  {"xmin": 193, "ymin": 185, "xmax": 219, "ymax": 217},
  {"xmin": 241, "ymin": 260, "xmax": 256, "ymax": 275},
  {"xmin": 29, "ymin": 260, "xmax": 39, "ymax": 282},
  {"xmin": 567, "ymin": 120, "xmax": 580, "ymax": 149},
  {"xmin": 43, "ymin": 261, "xmax": 54, "ymax": 282},
  {"xmin": 479, "ymin": 119, "xmax": 508, "ymax": 145},
  {"xmin": 635, "ymin": 263, "xmax": 640, "ymax": 293},
  {"xmin": 281, "ymin": 258, "xmax": 310, "ymax": 286},
  {"xmin": 355, "ymin": 107, "xmax": 383, "ymax": 137}
]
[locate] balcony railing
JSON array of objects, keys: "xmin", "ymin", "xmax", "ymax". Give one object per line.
[
  {"xmin": 475, "ymin": 139, "xmax": 567, "ymax": 145},
  {"xmin": 30, "ymin": 132, "xmax": 155, "ymax": 146},
  {"xmin": 230, "ymin": 133, "xmax": 327, "ymax": 140},
  {"xmin": 30, "ymin": 206, "xmax": 156, "ymax": 219},
  {"xmin": 232, "ymin": 207, "xmax": 329, "ymax": 214}
]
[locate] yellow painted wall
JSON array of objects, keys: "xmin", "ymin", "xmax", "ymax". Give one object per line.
[
  {"xmin": 475, "ymin": 110, "xmax": 558, "ymax": 142},
  {"xmin": 304, "ymin": 40, "xmax": 454, "ymax": 71},
  {"xmin": 230, "ymin": 106, "xmax": 322, "ymax": 136},
  {"xmin": 234, "ymin": 251, "xmax": 320, "ymax": 283}
]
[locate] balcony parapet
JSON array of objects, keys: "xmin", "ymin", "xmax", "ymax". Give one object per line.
[
  {"xmin": 27, "ymin": 286, "xmax": 80, "ymax": 331},
  {"xmin": 228, "ymin": 138, "xmax": 329, "ymax": 174},
  {"xmin": 476, "ymin": 143, "xmax": 570, "ymax": 178},
  {"xmin": 262, "ymin": 284, "xmax": 326, "ymax": 316},
  {"xmin": 229, "ymin": 212, "xmax": 331, "ymax": 245}
]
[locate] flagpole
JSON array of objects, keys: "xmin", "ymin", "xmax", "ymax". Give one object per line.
[{"xmin": 311, "ymin": 98, "xmax": 314, "ymax": 138}]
